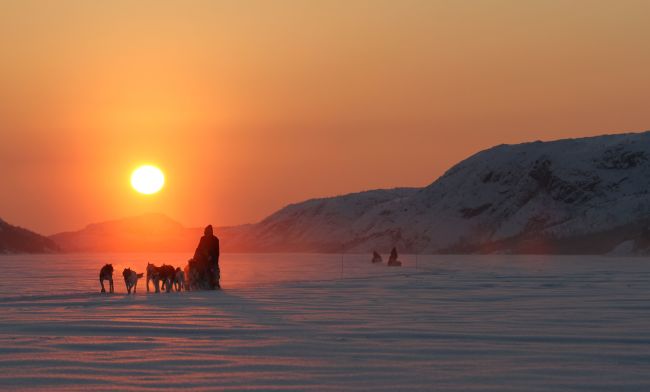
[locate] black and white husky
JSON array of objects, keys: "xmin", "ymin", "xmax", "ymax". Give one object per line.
[
  {"xmin": 122, "ymin": 268, "xmax": 144, "ymax": 294},
  {"xmin": 99, "ymin": 264, "xmax": 114, "ymax": 293}
]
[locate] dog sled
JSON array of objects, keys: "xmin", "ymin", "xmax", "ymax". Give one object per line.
[{"xmin": 184, "ymin": 258, "xmax": 220, "ymax": 290}]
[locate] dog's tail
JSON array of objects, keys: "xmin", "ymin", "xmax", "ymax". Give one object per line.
[{"xmin": 137, "ymin": 273, "xmax": 144, "ymax": 278}]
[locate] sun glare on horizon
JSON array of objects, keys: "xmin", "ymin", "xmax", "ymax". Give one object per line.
[{"xmin": 131, "ymin": 165, "xmax": 165, "ymax": 195}]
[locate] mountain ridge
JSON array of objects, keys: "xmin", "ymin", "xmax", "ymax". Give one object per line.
[
  {"xmin": 225, "ymin": 130, "xmax": 650, "ymax": 254},
  {"xmin": 48, "ymin": 130, "xmax": 650, "ymax": 255}
]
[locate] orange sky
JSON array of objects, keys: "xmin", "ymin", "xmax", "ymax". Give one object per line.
[{"xmin": 1, "ymin": 1, "xmax": 650, "ymax": 235}]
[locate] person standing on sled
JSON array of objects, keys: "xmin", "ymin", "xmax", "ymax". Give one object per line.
[{"xmin": 193, "ymin": 224, "xmax": 221, "ymax": 289}]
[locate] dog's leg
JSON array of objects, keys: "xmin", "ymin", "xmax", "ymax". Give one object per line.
[
  {"xmin": 100, "ymin": 278, "xmax": 105, "ymax": 293},
  {"xmin": 109, "ymin": 278, "xmax": 114, "ymax": 293},
  {"xmin": 146, "ymin": 275, "xmax": 150, "ymax": 292},
  {"xmin": 154, "ymin": 278, "xmax": 160, "ymax": 293}
]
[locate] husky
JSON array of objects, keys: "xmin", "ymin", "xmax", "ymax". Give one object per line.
[
  {"xmin": 146, "ymin": 263, "xmax": 161, "ymax": 293},
  {"xmin": 122, "ymin": 268, "xmax": 144, "ymax": 294},
  {"xmin": 173, "ymin": 267, "xmax": 186, "ymax": 292},
  {"xmin": 159, "ymin": 264, "xmax": 176, "ymax": 292},
  {"xmin": 146, "ymin": 263, "xmax": 176, "ymax": 293},
  {"xmin": 99, "ymin": 264, "xmax": 114, "ymax": 293}
]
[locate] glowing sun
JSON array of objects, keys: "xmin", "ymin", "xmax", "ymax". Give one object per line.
[{"xmin": 131, "ymin": 165, "xmax": 165, "ymax": 194}]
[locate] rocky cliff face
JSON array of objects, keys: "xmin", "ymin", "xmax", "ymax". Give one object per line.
[
  {"xmin": 0, "ymin": 218, "xmax": 60, "ymax": 253},
  {"xmin": 228, "ymin": 131, "xmax": 650, "ymax": 254}
]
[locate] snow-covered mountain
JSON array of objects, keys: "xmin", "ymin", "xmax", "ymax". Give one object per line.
[
  {"xmin": 0, "ymin": 218, "xmax": 60, "ymax": 253},
  {"xmin": 230, "ymin": 188, "xmax": 419, "ymax": 252},
  {"xmin": 228, "ymin": 131, "xmax": 650, "ymax": 254}
]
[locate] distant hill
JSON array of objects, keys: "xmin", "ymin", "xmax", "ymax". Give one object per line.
[
  {"xmin": 50, "ymin": 213, "xmax": 199, "ymax": 253},
  {"xmin": 0, "ymin": 218, "xmax": 60, "ymax": 253},
  {"xmin": 49, "ymin": 213, "xmax": 246, "ymax": 253},
  {"xmin": 226, "ymin": 131, "xmax": 650, "ymax": 254}
]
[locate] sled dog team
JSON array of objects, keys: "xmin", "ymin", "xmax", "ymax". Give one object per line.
[
  {"xmin": 99, "ymin": 263, "xmax": 186, "ymax": 294},
  {"xmin": 98, "ymin": 224, "xmax": 221, "ymax": 293}
]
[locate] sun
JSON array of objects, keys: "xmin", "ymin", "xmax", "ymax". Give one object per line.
[{"xmin": 131, "ymin": 165, "xmax": 165, "ymax": 195}]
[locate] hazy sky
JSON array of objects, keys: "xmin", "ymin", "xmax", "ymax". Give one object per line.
[{"xmin": 1, "ymin": 0, "xmax": 649, "ymax": 234}]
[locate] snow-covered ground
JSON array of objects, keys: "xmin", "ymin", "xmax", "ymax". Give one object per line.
[{"xmin": 1, "ymin": 253, "xmax": 649, "ymax": 391}]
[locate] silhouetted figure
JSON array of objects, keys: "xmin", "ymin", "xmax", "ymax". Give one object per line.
[
  {"xmin": 191, "ymin": 225, "xmax": 221, "ymax": 290},
  {"xmin": 387, "ymin": 247, "xmax": 402, "ymax": 267},
  {"xmin": 371, "ymin": 251, "xmax": 383, "ymax": 263}
]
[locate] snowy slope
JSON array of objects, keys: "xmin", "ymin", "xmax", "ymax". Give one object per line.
[
  {"xmin": 231, "ymin": 131, "xmax": 650, "ymax": 254},
  {"xmin": 231, "ymin": 188, "xmax": 418, "ymax": 252}
]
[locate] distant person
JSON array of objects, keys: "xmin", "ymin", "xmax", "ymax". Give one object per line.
[
  {"xmin": 193, "ymin": 224, "xmax": 221, "ymax": 289},
  {"xmin": 371, "ymin": 251, "xmax": 383, "ymax": 263},
  {"xmin": 387, "ymin": 247, "xmax": 402, "ymax": 267}
]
